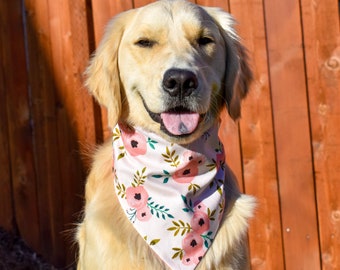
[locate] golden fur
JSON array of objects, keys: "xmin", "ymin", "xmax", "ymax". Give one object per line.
[{"xmin": 77, "ymin": 1, "xmax": 255, "ymax": 269}]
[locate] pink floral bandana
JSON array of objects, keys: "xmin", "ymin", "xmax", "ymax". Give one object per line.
[{"xmin": 112, "ymin": 123, "xmax": 226, "ymax": 270}]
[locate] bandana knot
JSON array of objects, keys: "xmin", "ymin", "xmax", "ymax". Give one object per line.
[{"xmin": 112, "ymin": 123, "xmax": 226, "ymax": 270}]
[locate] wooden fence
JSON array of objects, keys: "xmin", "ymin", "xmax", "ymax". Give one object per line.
[{"xmin": 0, "ymin": 0, "xmax": 339, "ymax": 269}]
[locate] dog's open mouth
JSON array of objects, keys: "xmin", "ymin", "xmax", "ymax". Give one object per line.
[
  {"xmin": 160, "ymin": 108, "xmax": 201, "ymax": 136},
  {"xmin": 144, "ymin": 102, "xmax": 203, "ymax": 136}
]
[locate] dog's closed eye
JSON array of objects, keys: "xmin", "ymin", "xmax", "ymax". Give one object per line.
[
  {"xmin": 197, "ymin": 36, "xmax": 214, "ymax": 46},
  {"xmin": 134, "ymin": 38, "xmax": 157, "ymax": 48}
]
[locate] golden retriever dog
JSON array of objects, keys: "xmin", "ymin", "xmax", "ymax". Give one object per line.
[{"xmin": 76, "ymin": 0, "xmax": 255, "ymax": 269}]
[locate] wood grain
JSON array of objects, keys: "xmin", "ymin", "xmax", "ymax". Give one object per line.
[
  {"xmin": 1, "ymin": 0, "xmax": 41, "ymax": 252},
  {"xmin": 24, "ymin": 0, "xmax": 94, "ymax": 265},
  {"xmin": 0, "ymin": 0, "xmax": 21, "ymax": 234},
  {"xmin": 196, "ymin": 0, "xmax": 229, "ymax": 10},
  {"xmin": 264, "ymin": 0, "xmax": 321, "ymax": 268},
  {"xmin": 229, "ymin": 0, "xmax": 285, "ymax": 268},
  {"xmin": 301, "ymin": 0, "xmax": 340, "ymax": 268}
]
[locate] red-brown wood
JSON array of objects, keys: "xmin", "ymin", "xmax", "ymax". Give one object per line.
[
  {"xmin": 91, "ymin": 0, "xmax": 134, "ymax": 45},
  {"xmin": 0, "ymin": 0, "xmax": 19, "ymax": 233},
  {"xmin": 229, "ymin": 0, "xmax": 285, "ymax": 268},
  {"xmin": 47, "ymin": 0, "xmax": 96, "ymax": 263},
  {"xmin": 264, "ymin": 0, "xmax": 321, "ymax": 268},
  {"xmin": 24, "ymin": 0, "xmax": 95, "ymax": 265},
  {"xmin": 301, "ymin": 0, "xmax": 340, "ymax": 269},
  {"xmin": 133, "ymin": 0, "xmax": 156, "ymax": 8},
  {"xmin": 24, "ymin": 0, "xmax": 66, "ymax": 264},
  {"xmin": 196, "ymin": 0, "xmax": 229, "ymax": 9},
  {"xmin": 1, "ymin": 0, "xmax": 41, "ymax": 252}
]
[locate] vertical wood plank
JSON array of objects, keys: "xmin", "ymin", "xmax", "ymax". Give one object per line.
[
  {"xmin": 25, "ymin": 0, "xmax": 95, "ymax": 266},
  {"xmin": 24, "ymin": 0, "xmax": 65, "ymax": 265},
  {"xmin": 0, "ymin": 0, "xmax": 41, "ymax": 252},
  {"xmin": 46, "ymin": 0, "xmax": 96, "ymax": 264},
  {"xmin": 0, "ymin": 1, "xmax": 16, "ymax": 233},
  {"xmin": 91, "ymin": 0, "xmax": 134, "ymax": 46},
  {"xmin": 196, "ymin": 0, "xmax": 229, "ymax": 9},
  {"xmin": 133, "ymin": 0, "xmax": 156, "ymax": 8},
  {"xmin": 229, "ymin": 0, "xmax": 285, "ymax": 268},
  {"xmin": 264, "ymin": 0, "xmax": 321, "ymax": 268},
  {"xmin": 301, "ymin": 0, "xmax": 340, "ymax": 268}
]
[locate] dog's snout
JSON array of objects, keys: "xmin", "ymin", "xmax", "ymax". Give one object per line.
[{"xmin": 162, "ymin": 69, "xmax": 198, "ymax": 97}]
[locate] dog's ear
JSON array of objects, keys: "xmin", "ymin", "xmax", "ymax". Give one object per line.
[
  {"xmin": 85, "ymin": 10, "xmax": 135, "ymax": 127},
  {"xmin": 204, "ymin": 8, "xmax": 253, "ymax": 120}
]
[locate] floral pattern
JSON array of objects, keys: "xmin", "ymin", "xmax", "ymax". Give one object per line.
[
  {"xmin": 126, "ymin": 186, "xmax": 149, "ymax": 210},
  {"xmin": 112, "ymin": 123, "xmax": 226, "ymax": 270},
  {"xmin": 190, "ymin": 211, "xmax": 210, "ymax": 234},
  {"xmin": 173, "ymin": 151, "xmax": 204, "ymax": 184},
  {"xmin": 120, "ymin": 125, "xmax": 147, "ymax": 156}
]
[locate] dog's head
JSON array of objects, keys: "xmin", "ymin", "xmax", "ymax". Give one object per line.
[{"xmin": 86, "ymin": 0, "xmax": 252, "ymax": 144}]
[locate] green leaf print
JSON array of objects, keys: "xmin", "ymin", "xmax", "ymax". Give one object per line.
[
  {"xmin": 112, "ymin": 127, "xmax": 121, "ymax": 142},
  {"xmin": 171, "ymin": 247, "xmax": 184, "ymax": 260},
  {"xmin": 167, "ymin": 220, "xmax": 192, "ymax": 236},
  {"xmin": 209, "ymin": 178, "xmax": 224, "ymax": 195},
  {"xmin": 117, "ymin": 153, "xmax": 125, "ymax": 160},
  {"xmin": 162, "ymin": 146, "xmax": 180, "ymax": 167},
  {"xmin": 181, "ymin": 195, "xmax": 194, "ymax": 213},
  {"xmin": 147, "ymin": 137, "xmax": 158, "ymax": 149},
  {"xmin": 144, "ymin": 236, "xmax": 161, "ymax": 246},
  {"xmin": 206, "ymin": 161, "xmax": 217, "ymax": 171},
  {"xmin": 147, "ymin": 197, "xmax": 174, "ymax": 219},
  {"xmin": 201, "ymin": 231, "xmax": 213, "ymax": 249},
  {"xmin": 126, "ymin": 208, "xmax": 137, "ymax": 223},
  {"xmin": 116, "ymin": 182, "xmax": 126, "ymax": 198},
  {"xmin": 150, "ymin": 239, "xmax": 160, "ymax": 246},
  {"xmin": 152, "ymin": 170, "xmax": 170, "ymax": 184},
  {"xmin": 132, "ymin": 167, "xmax": 147, "ymax": 187},
  {"xmin": 219, "ymin": 199, "xmax": 225, "ymax": 214},
  {"xmin": 207, "ymin": 208, "xmax": 217, "ymax": 221},
  {"xmin": 117, "ymin": 145, "xmax": 126, "ymax": 160},
  {"xmin": 188, "ymin": 183, "xmax": 200, "ymax": 195}
]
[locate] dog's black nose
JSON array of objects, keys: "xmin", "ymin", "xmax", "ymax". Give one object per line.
[{"xmin": 162, "ymin": 69, "xmax": 198, "ymax": 97}]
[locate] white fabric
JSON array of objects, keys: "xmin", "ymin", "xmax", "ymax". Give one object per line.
[{"xmin": 112, "ymin": 123, "xmax": 227, "ymax": 270}]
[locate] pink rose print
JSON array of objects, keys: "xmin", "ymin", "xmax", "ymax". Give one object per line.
[
  {"xmin": 183, "ymin": 151, "xmax": 204, "ymax": 165},
  {"xmin": 182, "ymin": 248, "xmax": 205, "ymax": 266},
  {"xmin": 190, "ymin": 211, "xmax": 210, "ymax": 234},
  {"xmin": 182, "ymin": 232, "xmax": 204, "ymax": 266},
  {"xmin": 121, "ymin": 128, "xmax": 147, "ymax": 156},
  {"xmin": 182, "ymin": 232, "xmax": 203, "ymax": 255},
  {"xmin": 194, "ymin": 202, "xmax": 207, "ymax": 212},
  {"xmin": 215, "ymin": 152, "xmax": 225, "ymax": 170},
  {"xmin": 126, "ymin": 186, "xmax": 149, "ymax": 210},
  {"xmin": 173, "ymin": 151, "xmax": 203, "ymax": 184},
  {"xmin": 136, "ymin": 205, "xmax": 152, "ymax": 221},
  {"xmin": 173, "ymin": 165, "xmax": 198, "ymax": 183}
]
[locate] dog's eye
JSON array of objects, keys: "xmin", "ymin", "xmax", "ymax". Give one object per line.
[
  {"xmin": 197, "ymin": 37, "xmax": 214, "ymax": 46},
  {"xmin": 135, "ymin": 39, "xmax": 156, "ymax": 48}
]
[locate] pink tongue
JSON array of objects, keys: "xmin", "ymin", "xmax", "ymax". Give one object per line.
[{"xmin": 160, "ymin": 112, "xmax": 200, "ymax": 135}]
